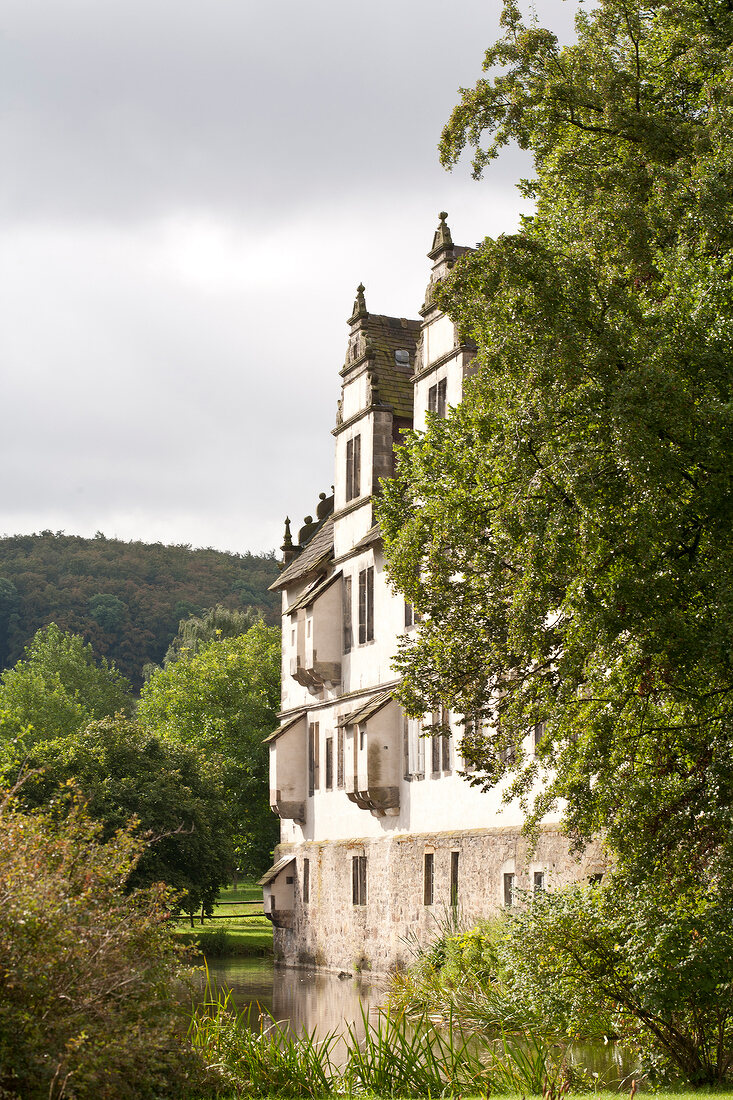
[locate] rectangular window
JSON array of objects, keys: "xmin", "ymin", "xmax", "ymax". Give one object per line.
[
  {"xmin": 346, "ymin": 435, "xmax": 361, "ymax": 501},
  {"xmin": 450, "ymin": 851, "xmax": 459, "ymax": 909},
  {"xmin": 343, "ymin": 576, "xmax": 353, "ymax": 654},
  {"xmin": 303, "ymin": 858, "xmax": 310, "ymax": 904},
  {"xmin": 404, "ymin": 716, "xmax": 425, "ymax": 780},
  {"xmin": 352, "ymin": 855, "xmax": 367, "ymax": 906},
  {"xmin": 325, "ymin": 735, "xmax": 334, "ymax": 790},
  {"xmin": 533, "ymin": 720, "xmax": 546, "ymax": 755},
  {"xmin": 504, "ymin": 872, "xmax": 516, "ymax": 908},
  {"xmin": 308, "ymin": 723, "xmax": 320, "ymax": 796},
  {"xmin": 441, "ymin": 733, "xmax": 451, "ymax": 772},
  {"xmin": 533, "ymin": 871, "xmax": 545, "ymax": 894},
  {"xmin": 337, "ymin": 728, "xmax": 345, "ymax": 789},
  {"xmin": 428, "ymin": 378, "xmax": 447, "ymax": 417},
  {"xmin": 404, "ymin": 601, "xmax": 415, "ymax": 629},
  {"xmin": 423, "ymin": 853, "xmax": 434, "ymax": 906},
  {"xmin": 431, "ymin": 730, "xmax": 441, "ymax": 776},
  {"xmin": 358, "ymin": 566, "xmax": 374, "ymax": 644}
]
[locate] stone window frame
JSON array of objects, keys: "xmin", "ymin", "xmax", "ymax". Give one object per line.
[
  {"xmin": 352, "ymin": 854, "xmax": 367, "ymax": 906},
  {"xmin": 423, "ymin": 851, "xmax": 435, "ymax": 906},
  {"xmin": 358, "ymin": 565, "xmax": 374, "ymax": 644},
  {"xmin": 345, "ymin": 434, "xmax": 361, "ymax": 502},
  {"xmin": 428, "ymin": 377, "xmax": 447, "ymax": 418}
]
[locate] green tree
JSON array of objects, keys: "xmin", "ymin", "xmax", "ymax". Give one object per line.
[
  {"xmin": 0, "ymin": 624, "xmax": 132, "ymax": 745},
  {"xmin": 88, "ymin": 592, "xmax": 127, "ymax": 634},
  {"xmin": 379, "ymin": 0, "xmax": 733, "ymax": 880},
  {"xmin": 0, "ymin": 791, "xmax": 211, "ymax": 1100},
  {"xmin": 11, "ymin": 716, "xmax": 234, "ymax": 922},
  {"xmin": 138, "ymin": 620, "xmax": 280, "ymax": 877},
  {"xmin": 502, "ymin": 869, "xmax": 733, "ymax": 1084},
  {"xmin": 163, "ymin": 602, "xmax": 261, "ymax": 667}
]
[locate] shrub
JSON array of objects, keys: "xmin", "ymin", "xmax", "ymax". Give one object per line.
[
  {"xmin": 502, "ymin": 871, "xmax": 733, "ymax": 1085},
  {"xmin": 0, "ymin": 787, "xmax": 218, "ymax": 1100}
]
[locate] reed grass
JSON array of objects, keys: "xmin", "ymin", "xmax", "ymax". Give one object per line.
[{"xmin": 189, "ymin": 965, "xmax": 572, "ymax": 1097}]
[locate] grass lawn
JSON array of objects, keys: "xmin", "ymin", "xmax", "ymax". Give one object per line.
[{"xmin": 172, "ymin": 881, "xmax": 273, "ymax": 957}]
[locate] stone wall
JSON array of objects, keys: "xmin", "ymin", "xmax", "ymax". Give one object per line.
[{"xmin": 272, "ymin": 827, "xmax": 606, "ymax": 975}]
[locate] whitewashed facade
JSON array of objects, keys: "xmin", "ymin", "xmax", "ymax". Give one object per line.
[{"xmin": 262, "ymin": 215, "xmax": 603, "ymax": 974}]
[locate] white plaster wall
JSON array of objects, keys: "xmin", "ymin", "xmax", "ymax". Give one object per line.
[
  {"xmin": 424, "ymin": 313, "xmax": 455, "ymax": 366},
  {"xmin": 341, "ymin": 370, "xmax": 368, "ymax": 422},
  {"xmin": 413, "ymin": 352, "xmax": 466, "ymax": 432}
]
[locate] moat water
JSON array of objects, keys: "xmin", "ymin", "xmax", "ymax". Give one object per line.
[{"xmin": 199, "ymin": 956, "xmax": 636, "ymax": 1086}]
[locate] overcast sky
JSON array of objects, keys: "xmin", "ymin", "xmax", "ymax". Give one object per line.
[{"xmin": 1, "ymin": 0, "xmax": 578, "ymax": 556}]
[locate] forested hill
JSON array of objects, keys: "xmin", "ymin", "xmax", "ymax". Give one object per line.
[{"xmin": 0, "ymin": 532, "xmax": 280, "ymax": 688}]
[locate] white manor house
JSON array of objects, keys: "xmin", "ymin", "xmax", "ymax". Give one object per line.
[{"xmin": 261, "ymin": 214, "xmax": 603, "ymax": 974}]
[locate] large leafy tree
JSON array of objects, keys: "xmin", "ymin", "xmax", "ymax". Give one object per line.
[
  {"xmin": 379, "ymin": 0, "xmax": 733, "ymax": 879},
  {"xmin": 138, "ymin": 620, "xmax": 280, "ymax": 877},
  {"xmin": 12, "ymin": 716, "xmax": 234, "ymax": 922},
  {"xmin": 0, "ymin": 623, "xmax": 132, "ymax": 746}
]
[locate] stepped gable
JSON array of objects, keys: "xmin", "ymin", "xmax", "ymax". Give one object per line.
[{"xmin": 269, "ymin": 515, "xmax": 334, "ymax": 590}]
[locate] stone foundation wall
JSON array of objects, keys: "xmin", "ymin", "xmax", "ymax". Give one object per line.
[{"xmin": 272, "ymin": 827, "xmax": 605, "ymax": 975}]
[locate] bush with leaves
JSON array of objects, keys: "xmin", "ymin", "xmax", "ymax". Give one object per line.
[
  {"xmin": 0, "ymin": 789, "xmax": 219, "ymax": 1100},
  {"xmin": 501, "ymin": 873, "xmax": 733, "ymax": 1085}
]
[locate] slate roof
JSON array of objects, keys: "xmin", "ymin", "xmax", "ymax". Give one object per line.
[
  {"xmin": 337, "ymin": 688, "xmax": 394, "ymax": 727},
  {"xmin": 264, "ymin": 709, "xmax": 307, "ymax": 744},
  {"xmin": 284, "ymin": 570, "xmax": 342, "ymax": 616},
  {"xmin": 269, "ymin": 516, "xmax": 334, "ymax": 591},
  {"xmin": 353, "ymin": 524, "xmax": 383, "ymax": 553},
  {"xmin": 344, "ymin": 313, "xmax": 420, "ymax": 422}
]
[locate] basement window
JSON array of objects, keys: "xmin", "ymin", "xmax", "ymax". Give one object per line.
[
  {"xmin": 423, "ymin": 852, "xmax": 434, "ymax": 906},
  {"xmin": 352, "ymin": 855, "xmax": 367, "ymax": 906},
  {"xmin": 450, "ymin": 851, "xmax": 459, "ymax": 909}
]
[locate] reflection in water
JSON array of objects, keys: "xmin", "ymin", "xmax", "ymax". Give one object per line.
[
  {"xmin": 200, "ymin": 958, "xmax": 635, "ymax": 1087},
  {"xmin": 203, "ymin": 957, "xmax": 385, "ymax": 1045}
]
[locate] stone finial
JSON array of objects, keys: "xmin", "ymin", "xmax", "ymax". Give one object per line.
[
  {"xmin": 316, "ymin": 491, "xmax": 333, "ymax": 521},
  {"xmin": 298, "ymin": 515, "xmax": 317, "ymax": 545},
  {"xmin": 281, "ymin": 516, "xmax": 293, "ymax": 552},
  {"xmin": 367, "ymin": 366, "xmax": 381, "ymax": 406},
  {"xmin": 348, "ymin": 283, "xmax": 368, "ymax": 324},
  {"xmin": 429, "ymin": 211, "xmax": 454, "ymax": 258}
]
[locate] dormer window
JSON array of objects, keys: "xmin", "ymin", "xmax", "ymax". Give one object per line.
[{"xmin": 346, "ymin": 435, "xmax": 361, "ymax": 501}]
